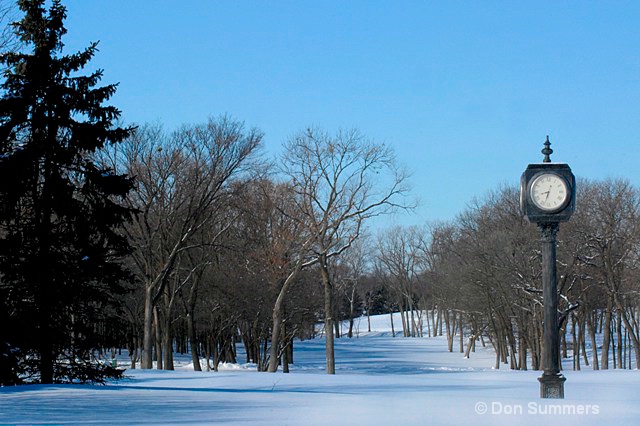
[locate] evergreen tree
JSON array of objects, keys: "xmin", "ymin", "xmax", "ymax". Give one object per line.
[{"xmin": 0, "ymin": 0, "xmax": 134, "ymax": 384}]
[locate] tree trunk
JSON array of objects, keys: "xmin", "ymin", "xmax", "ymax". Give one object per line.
[
  {"xmin": 409, "ymin": 301, "xmax": 417, "ymax": 337},
  {"xmin": 493, "ymin": 334, "xmax": 501, "ymax": 370},
  {"xmin": 400, "ymin": 305, "xmax": 408, "ymax": 337},
  {"xmin": 162, "ymin": 308, "xmax": 174, "ymax": 371},
  {"xmin": 444, "ymin": 310, "xmax": 454, "ymax": 353},
  {"xmin": 601, "ymin": 308, "xmax": 612, "ymax": 369},
  {"xmin": 390, "ymin": 312, "xmax": 395, "ymax": 337},
  {"xmin": 319, "ymin": 256, "xmax": 335, "ymax": 375},
  {"xmin": 187, "ymin": 312, "xmax": 201, "ymax": 371},
  {"xmin": 186, "ymin": 268, "xmax": 203, "ymax": 371},
  {"xmin": 580, "ymin": 315, "xmax": 589, "ymax": 367},
  {"xmin": 268, "ymin": 299, "xmax": 284, "ymax": 372},
  {"xmin": 572, "ymin": 317, "xmax": 579, "ymax": 371},
  {"xmin": 282, "ymin": 322, "xmax": 290, "ymax": 373},
  {"xmin": 142, "ymin": 284, "xmax": 154, "ymax": 369},
  {"xmin": 213, "ymin": 336, "xmax": 220, "ymax": 372},
  {"xmin": 267, "ymin": 259, "xmax": 305, "ymax": 373},
  {"xmin": 204, "ymin": 338, "xmax": 212, "ymax": 371},
  {"xmin": 129, "ymin": 345, "xmax": 139, "ymax": 370},
  {"xmin": 561, "ymin": 322, "xmax": 568, "ymax": 360},
  {"xmin": 518, "ymin": 327, "xmax": 527, "ymax": 371},
  {"xmin": 616, "ymin": 310, "xmax": 623, "ymax": 369},
  {"xmin": 348, "ymin": 288, "xmax": 356, "ymax": 338},
  {"xmin": 458, "ymin": 312, "xmax": 464, "ymax": 354},
  {"xmin": 154, "ymin": 307, "xmax": 163, "ymax": 370},
  {"xmin": 588, "ymin": 313, "xmax": 599, "ymax": 370},
  {"xmin": 431, "ymin": 308, "xmax": 436, "ymax": 337},
  {"xmin": 166, "ymin": 335, "xmax": 178, "ymax": 366}
]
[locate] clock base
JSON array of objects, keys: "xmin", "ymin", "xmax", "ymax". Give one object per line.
[{"xmin": 538, "ymin": 373, "xmax": 566, "ymax": 399}]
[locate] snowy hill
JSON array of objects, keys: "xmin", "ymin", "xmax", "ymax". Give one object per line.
[{"xmin": 1, "ymin": 313, "xmax": 639, "ymax": 425}]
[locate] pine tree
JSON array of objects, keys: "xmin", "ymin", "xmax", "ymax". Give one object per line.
[{"xmin": 0, "ymin": 0, "xmax": 134, "ymax": 384}]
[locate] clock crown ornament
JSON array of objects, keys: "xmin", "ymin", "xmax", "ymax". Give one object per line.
[{"xmin": 542, "ymin": 135, "xmax": 553, "ymax": 163}]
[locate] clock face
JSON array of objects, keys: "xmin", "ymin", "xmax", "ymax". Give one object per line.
[{"xmin": 529, "ymin": 173, "xmax": 570, "ymax": 212}]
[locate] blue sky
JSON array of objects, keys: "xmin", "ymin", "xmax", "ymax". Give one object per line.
[{"xmin": 57, "ymin": 0, "xmax": 640, "ymax": 226}]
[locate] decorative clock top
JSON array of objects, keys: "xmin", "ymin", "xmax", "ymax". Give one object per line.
[{"xmin": 542, "ymin": 136, "xmax": 553, "ymax": 163}]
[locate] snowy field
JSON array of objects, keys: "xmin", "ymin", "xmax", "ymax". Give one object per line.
[{"xmin": 1, "ymin": 314, "xmax": 640, "ymax": 425}]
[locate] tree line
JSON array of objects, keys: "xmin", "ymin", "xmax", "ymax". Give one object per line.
[
  {"xmin": 2, "ymin": 0, "xmax": 638, "ymax": 385},
  {"xmin": 421, "ymin": 180, "xmax": 640, "ymax": 372}
]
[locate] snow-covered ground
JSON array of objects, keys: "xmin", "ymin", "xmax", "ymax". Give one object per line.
[{"xmin": 1, "ymin": 313, "xmax": 639, "ymax": 425}]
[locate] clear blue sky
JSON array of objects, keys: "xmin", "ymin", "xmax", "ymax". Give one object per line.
[{"xmin": 57, "ymin": 0, "xmax": 640, "ymax": 226}]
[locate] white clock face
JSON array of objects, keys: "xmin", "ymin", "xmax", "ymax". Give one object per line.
[{"xmin": 530, "ymin": 173, "xmax": 569, "ymax": 212}]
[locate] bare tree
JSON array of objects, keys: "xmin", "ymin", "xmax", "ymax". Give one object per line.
[
  {"xmin": 233, "ymin": 178, "xmax": 318, "ymax": 371},
  {"xmin": 428, "ymin": 187, "xmax": 547, "ymax": 368},
  {"xmin": 572, "ymin": 178, "xmax": 640, "ymax": 368},
  {"xmin": 375, "ymin": 226, "xmax": 427, "ymax": 337},
  {"xmin": 269, "ymin": 128, "xmax": 411, "ymax": 374},
  {"xmin": 0, "ymin": 1, "xmax": 20, "ymax": 63},
  {"xmin": 265, "ymin": 181, "xmax": 318, "ymax": 373},
  {"xmin": 108, "ymin": 117, "xmax": 262, "ymax": 369},
  {"xmin": 336, "ymin": 237, "xmax": 371, "ymax": 338}
]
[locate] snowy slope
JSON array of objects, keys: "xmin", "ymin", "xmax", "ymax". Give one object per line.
[{"xmin": 1, "ymin": 313, "xmax": 639, "ymax": 425}]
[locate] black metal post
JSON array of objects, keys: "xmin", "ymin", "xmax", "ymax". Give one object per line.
[{"xmin": 537, "ymin": 222, "xmax": 566, "ymax": 398}]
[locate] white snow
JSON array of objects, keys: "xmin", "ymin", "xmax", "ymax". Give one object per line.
[{"xmin": 1, "ymin": 313, "xmax": 639, "ymax": 425}]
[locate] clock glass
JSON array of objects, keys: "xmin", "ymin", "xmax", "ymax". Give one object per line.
[{"xmin": 530, "ymin": 173, "xmax": 569, "ymax": 212}]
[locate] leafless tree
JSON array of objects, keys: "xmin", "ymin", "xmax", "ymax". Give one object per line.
[
  {"xmin": 423, "ymin": 180, "xmax": 640, "ymax": 371},
  {"xmin": 265, "ymin": 181, "xmax": 318, "ymax": 373},
  {"xmin": 571, "ymin": 178, "xmax": 640, "ymax": 369},
  {"xmin": 269, "ymin": 128, "xmax": 411, "ymax": 374},
  {"xmin": 375, "ymin": 225, "xmax": 427, "ymax": 337},
  {"xmin": 232, "ymin": 178, "xmax": 318, "ymax": 371},
  {"xmin": 1, "ymin": 1, "xmax": 20, "ymax": 64},
  {"xmin": 107, "ymin": 116, "xmax": 262, "ymax": 369},
  {"xmin": 428, "ymin": 187, "xmax": 548, "ymax": 368},
  {"xmin": 336, "ymin": 236, "xmax": 371, "ymax": 338}
]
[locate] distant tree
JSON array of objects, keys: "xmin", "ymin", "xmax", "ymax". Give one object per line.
[
  {"xmin": 0, "ymin": 0, "xmax": 21, "ymax": 67},
  {"xmin": 336, "ymin": 237, "xmax": 370, "ymax": 338},
  {"xmin": 375, "ymin": 225, "xmax": 427, "ymax": 337},
  {"xmin": 364, "ymin": 283, "xmax": 394, "ymax": 316},
  {"xmin": 0, "ymin": 0, "xmax": 134, "ymax": 384}
]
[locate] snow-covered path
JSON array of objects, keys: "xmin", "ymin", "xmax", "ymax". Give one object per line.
[{"xmin": 2, "ymin": 316, "xmax": 639, "ymax": 425}]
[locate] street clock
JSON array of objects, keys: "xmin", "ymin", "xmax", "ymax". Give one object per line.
[
  {"xmin": 520, "ymin": 137, "xmax": 575, "ymax": 223},
  {"xmin": 520, "ymin": 136, "xmax": 576, "ymax": 400}
]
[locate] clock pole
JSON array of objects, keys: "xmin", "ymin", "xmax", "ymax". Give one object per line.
[
  {"xmin": 520, "ymin": 137, "xmax": 575, "ymax": 399},
  {"xmin": 538, "ymin": 221, "xmax": 565, "ymax": 398}
]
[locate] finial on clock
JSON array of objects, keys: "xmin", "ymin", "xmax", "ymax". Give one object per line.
[{"xmin": 542, "ymin": 136, "xmax": 553, "ymax": 163}]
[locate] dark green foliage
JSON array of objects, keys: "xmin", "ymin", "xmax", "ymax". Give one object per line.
[
  {"xmin": 0, "ymin": 0, "xmax": 134, "ymax": 384},
  {"xmin": 366, "ymin": 285, "xmax": 394, "ymax": 316}
]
